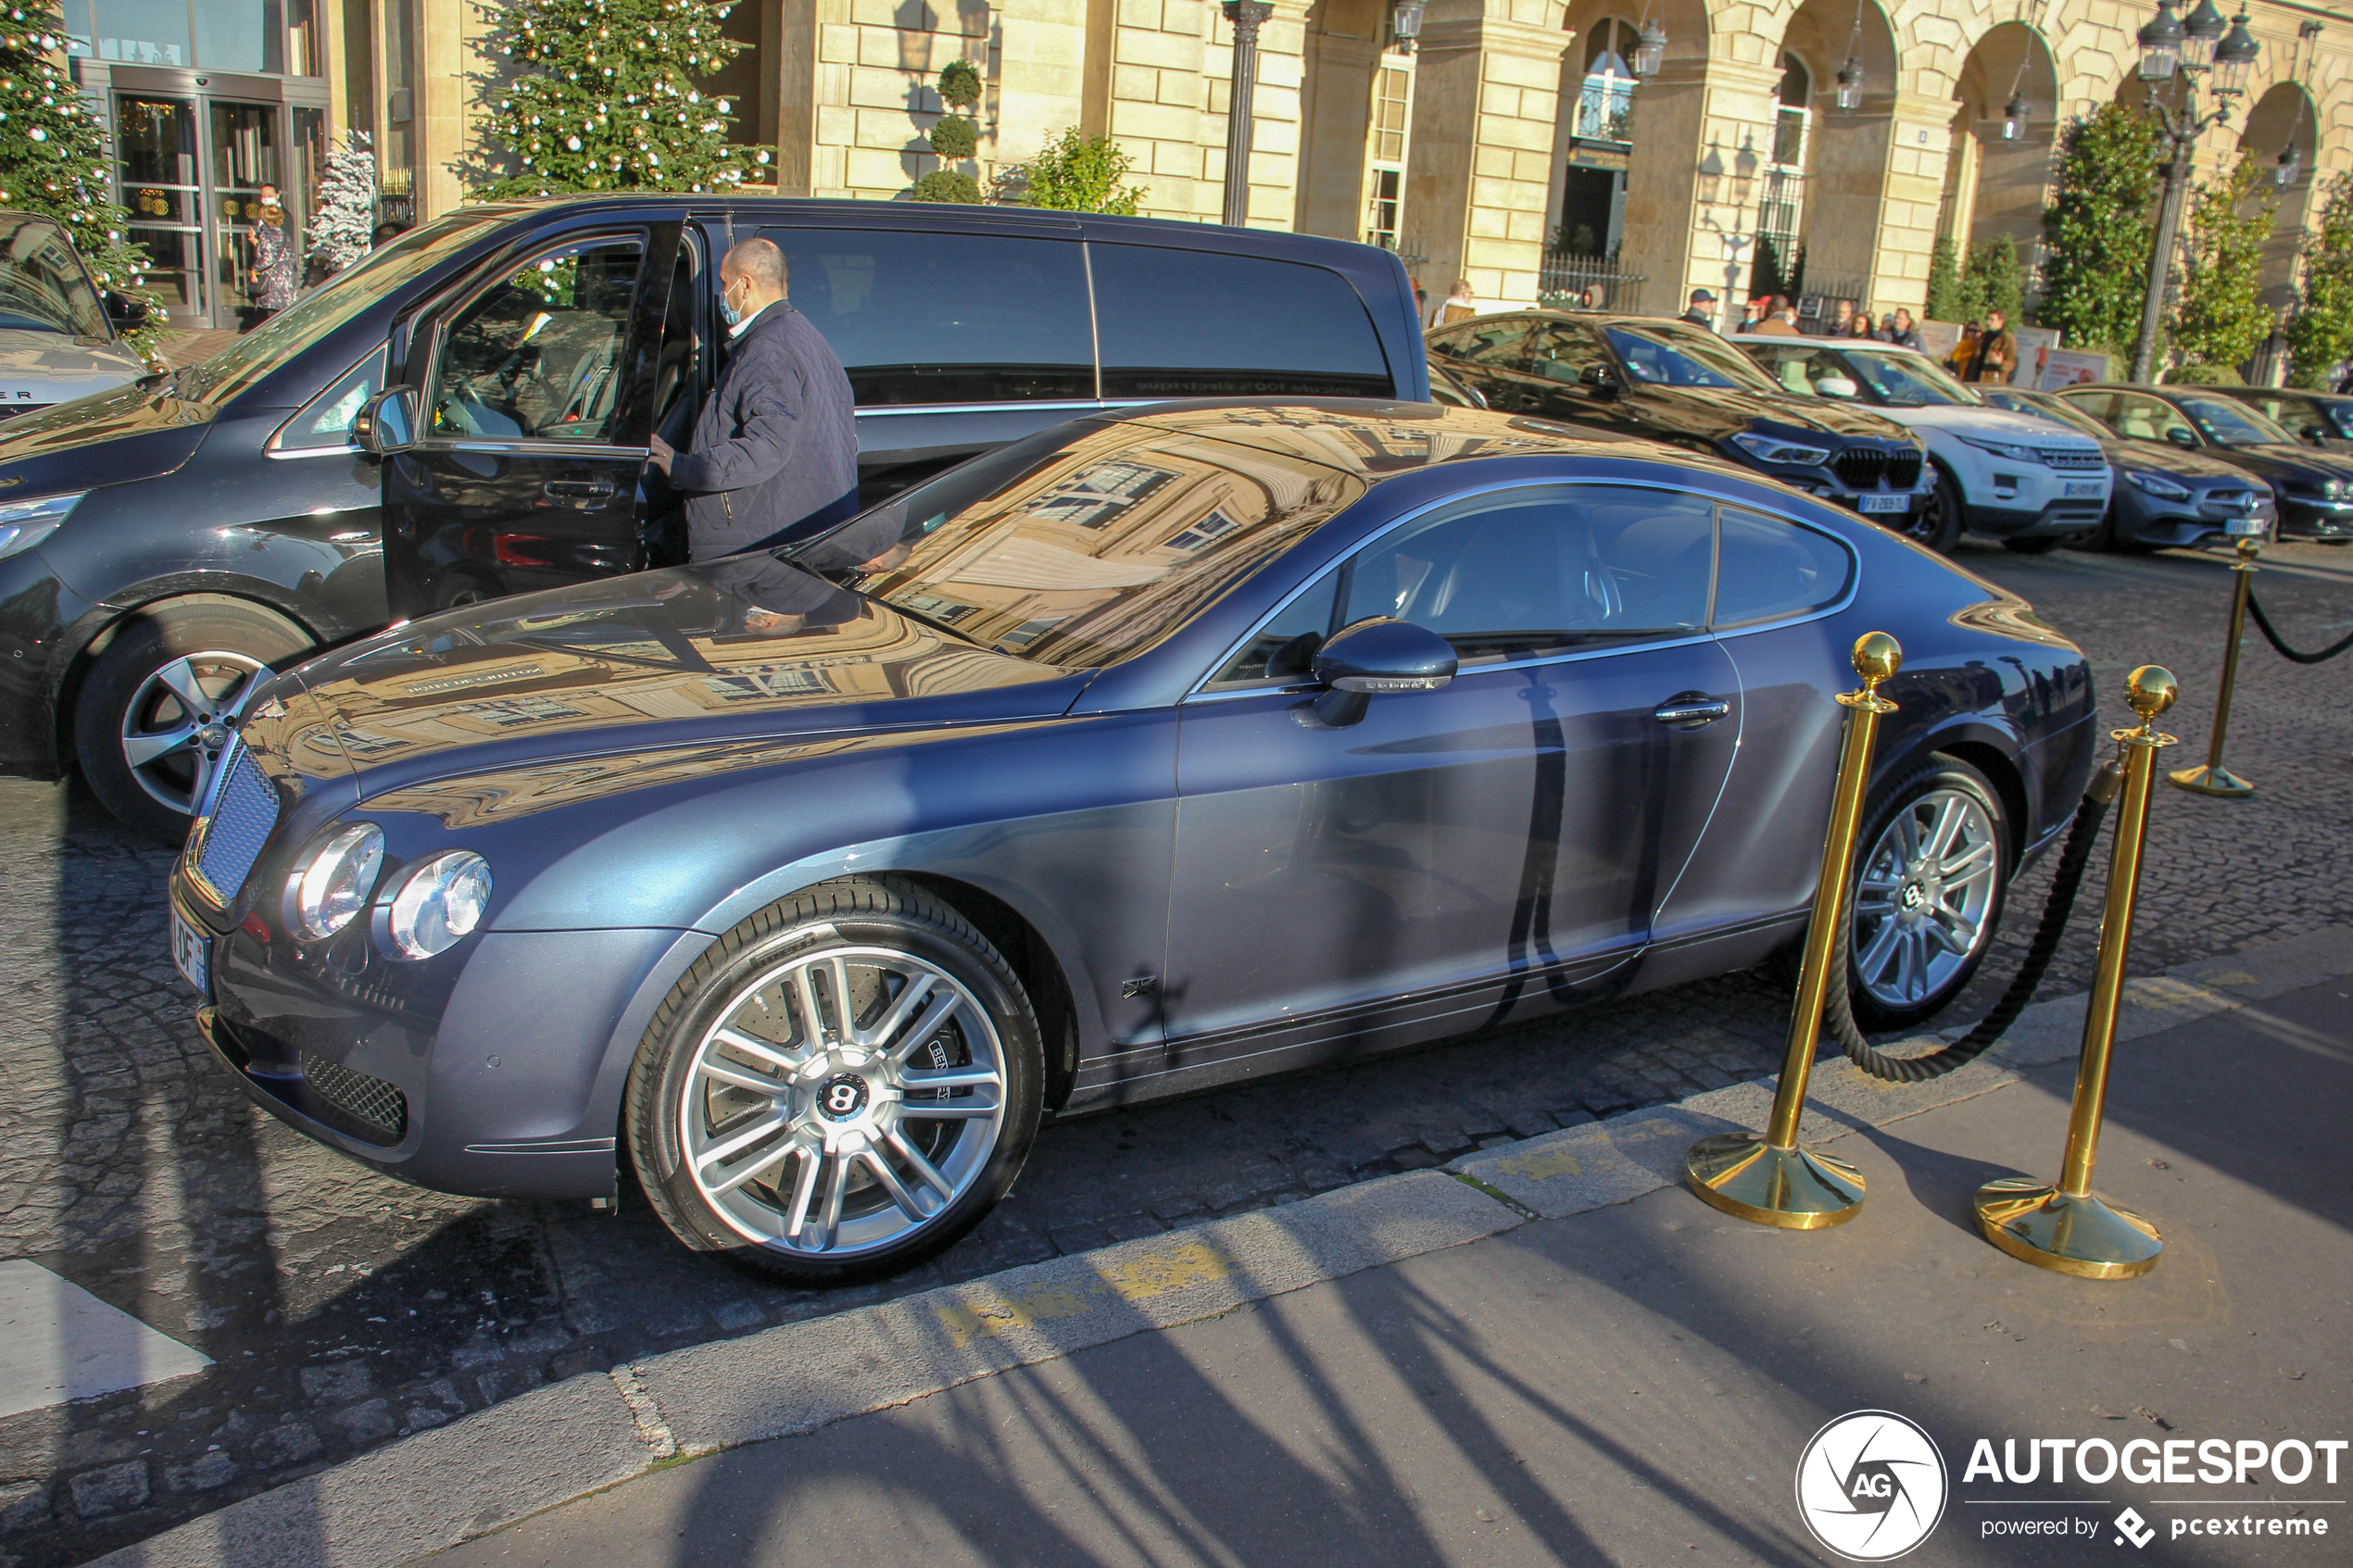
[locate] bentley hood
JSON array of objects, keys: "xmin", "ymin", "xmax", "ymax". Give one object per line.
[{"xmin": 282, "ymin": 555, "xmax": 1087, "ymax": 796}]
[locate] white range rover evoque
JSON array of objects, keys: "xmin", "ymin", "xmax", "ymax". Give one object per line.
[{"xmin": 1733, "ymin": 335, "xmax": 2111, "ymax": 554}]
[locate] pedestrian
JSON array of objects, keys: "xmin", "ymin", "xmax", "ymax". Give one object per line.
[
  {"xmin": 1680, "ymin": 286, "xmax": 1719, "ymax": 331},
  {"xmin": 1410, "ymin": 276, "xmax": 1427, "ymax": 320},
  {"xmin": 1847, "ymin": 306, "xmax": 1876, "ymax": 341},
  {"xmin": 1752, "ymin": 295, "xmax": 1801, "ymax": 336},
  {"xmin": 1947, "ymin": 321, "xmax": 1980, "ymax": 377},
  {"xmin": 1430, "ymin": 277, "xmax": 1477, "ymax": 328},
  {"xmin": 1819, "ymin": 297, "xmax": 1855, "ymax": 338},
  {"xmin": 246, "ymin": 194, "xmax": 296, "ymax": 330},
  {"xmin": 1966, "ymin": 306, "xmax": 2018, "ymax": 383},
  {"xmin": 1735, "ymin": 295, "xmax": 1764, "ymax": 333},
  {"xmin": 646, "ymin": 238, "xmax": 860, "ymax": 561},
  {"xmin": 1885, "ymin": 307, "xmax": 1924, "ymax": 352}
]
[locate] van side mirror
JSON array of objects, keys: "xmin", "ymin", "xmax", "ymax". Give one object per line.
[
  {"xmin": 352, "ymin": 386, "xmax": 419, "ymax": 457},
  {"xmin": 1310, "ymin": 617, "xmax": 1457, "ymax": 727},
  {"xmin": 102, "ymin": 291, "xmax": 145, "ymax": 333}
]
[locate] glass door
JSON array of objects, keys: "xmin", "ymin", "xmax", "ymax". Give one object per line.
[
  {"xmin": 209, "ymin": 101, "xmax": 283, "ymax": 328},
  {"xmin": 116, "ymin": 94, "xmax": 204, "ymax": 325}
]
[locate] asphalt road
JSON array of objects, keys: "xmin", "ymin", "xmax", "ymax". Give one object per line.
[{"xmin": 2, "ymin": 536, "xmax": 2349, "ymax": 1566}]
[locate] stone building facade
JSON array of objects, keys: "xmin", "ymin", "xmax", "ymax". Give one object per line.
[{"xmin": 296, "ymin": 0, "xmax": 2353, "ymax": 328}]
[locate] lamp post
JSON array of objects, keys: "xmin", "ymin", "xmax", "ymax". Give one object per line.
[
  {"xmin": 1220, "ymin": 0, "xmax": 1276, "ymax": 227},
  {"xmin": 2128, "ymin": 3, "xmax": 2259, "ymax": 383}
]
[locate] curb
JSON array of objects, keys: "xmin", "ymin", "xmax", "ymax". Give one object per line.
[{"xmin": 93, "ymin": 924, "xmax": 2353, "ymax": 1568}]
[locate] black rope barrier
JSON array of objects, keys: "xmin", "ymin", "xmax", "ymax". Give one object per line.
[
  {"xmin": 2245, "ymin": 589, "xmax": 2353, "ymax": 665},
  {"xmin": 1822, "ymin": 761, "xmax": 2121, "ymax": 1083}
]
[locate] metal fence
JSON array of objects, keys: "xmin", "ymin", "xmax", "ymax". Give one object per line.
[{"xmin": 1538, "ymin": 255, "xmax": 1649, "ymax": 314}]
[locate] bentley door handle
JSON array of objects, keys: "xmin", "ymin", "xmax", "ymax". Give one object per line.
[
  {"xmin": 544, "ymin": 477, "xmax": 616, "ymax": 508},
  {"xmin": 1653, "ymin": 693, "xmax": 1731, "ymax": 730}
]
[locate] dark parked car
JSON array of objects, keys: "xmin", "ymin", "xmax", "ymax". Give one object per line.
[
  {"xmin": 1426, "ymin": 313, "xmax": 1935, "ymax": 539},
  {"xmin": 1977, "ymin": 386, "xmax": 2275, "ymax": 551},
  {"xmin": 2056, "ymin": 383, "xmax": 2353, "ymax": 544},
  {"xmin": 168, "ymin": 401, "xmax": 2098, "ymax": 1282},
  {"xmin": 2203, "ymin": 384, "xmax": 2353, "ymax": 452},
  {"xmin": 0, "ymin": 196, "xmax": 1426, "ymax": 839},
  {"xmin": 0, "ymin": 209, "xmax": 150, "ymax": 420}
]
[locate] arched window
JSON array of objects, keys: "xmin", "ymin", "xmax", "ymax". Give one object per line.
[
  {"xmin": 1575, "ymin": 19, "xmax": 1638, "ymax": 144},
  {"xmin": 1771, "ymin": 52, "xmax": 1811, "ymax": 168}
]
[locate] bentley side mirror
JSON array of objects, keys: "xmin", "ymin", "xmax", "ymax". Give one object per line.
[
  {"xmin": 352, "ymin": 386, "xmax": 420, "ymax": 457},
  {"xmin": 102, "ymin": 290, "xmax": 145, "ymax": 334},
  {"xmin": 1309, "ymin": 617, "xmax": 1457, "ymax": 727},
  {"xmin": 1578, "ymin": 362, "xmax": 1622, "ymax": 398}
]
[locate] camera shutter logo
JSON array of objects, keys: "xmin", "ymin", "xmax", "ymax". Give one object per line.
[{"xmin": 1794, "ymin": 1411, "xmax": 1948, "ymax": 1561}]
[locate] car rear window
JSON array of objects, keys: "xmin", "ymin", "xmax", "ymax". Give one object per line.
[
  {"xmin": 761, "ymin": 228, "xmax": 1094, "ymax": 406},
  {"xmin": 795, "ymin": 422, "xmax": 1365, "ymax": 667},
  {"xmin": 1090, "ymin": 245, "xmax": 1392, "ymax": 399},
  {"xmin": 1713, "ymin": 508, "xmax": 1852, "ymax": 627}
]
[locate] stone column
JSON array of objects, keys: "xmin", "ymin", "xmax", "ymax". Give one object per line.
[
  {"xmin": 1618, "ymin": 55, "xmax": 1780, "ymax": 321},
  {"xmin": 1293, "ymin": 24, "xmax": 1384, "ymax": 238},
  {"xmin": 1403, "ymin": 0, "xmax": 1568, "ymax": 308},
  {"xmin": 1848, "ymin": 87, "xmax": 1960, "ymax": 317}
]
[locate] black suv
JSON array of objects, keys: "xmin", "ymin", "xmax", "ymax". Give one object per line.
[
  {"xmin": 0, "ymin": 196, "xmax": 1425, "ymax": 839},
  {"xmin": 1427, "ymin": 312, "xmax": 1931, "ymax": 533}
]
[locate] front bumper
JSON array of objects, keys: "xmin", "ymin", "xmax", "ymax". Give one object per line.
[
  {"xmin": 2275, "ymin": 495, "xmax": 2353, "ymax": 540},
  {"xmin": 174, "ymin": 872, "xmax": 680, "ymax": 1200},
  {"xmin": 2117, "ymin": 487, "xmax": 2276, "ymax": 549},
  {"xmin": 1967, "ymin": 495, "xmax": 2108, "ymax": 539}
]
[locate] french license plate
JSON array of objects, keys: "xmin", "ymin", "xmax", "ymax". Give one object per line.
[
  {"xmin": 1858, "ymin": 494, "xmax": 1907, "ymax": 514},
  {"xmin": 2226, "ymin": 515, "xmax": 2267, "ymax": 537},
  {"xmin": 170, "ymin": 906, "xmax": 211, "ymax": 1000},
  {"xmin": 2063, "ymin": 482, "xmax": 2106, "ymax": 498}
]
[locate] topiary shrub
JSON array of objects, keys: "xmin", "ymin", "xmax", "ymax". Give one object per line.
[
  {"xmin": 911, "ymin": 169, "xmax": 983, "ymax": 204},
  {"xmin": 937, "ymin": 60, "xmax": 982, "ymax": 112},
  {"xmin": 928, "ymin": 115, "xmax": 977, "ymax": 161}
]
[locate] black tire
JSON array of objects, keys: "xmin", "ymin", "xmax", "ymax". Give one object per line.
[
  {"xmin": 73, "ymin": 598, "xmax": 313, "ymax": 844},
  {"xmin": 625, "ymin": 875, "xmax": 1043, "ymax": 1285},
  {"xmin": 1843, "ymin": 755, "xmax": 2011, "ymax": 1032},
  {"xmin": 1906, "ymin": 463, "xmax": 1963, "ymax": 554},
  {"xmin": 2001, "ymin": 533, "xmax": 2068, "ymax": 554}
]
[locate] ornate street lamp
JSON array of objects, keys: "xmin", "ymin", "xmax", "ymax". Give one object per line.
[
  {"xmin": 1633, "ymin": 19, "xmax": 1667, "ymax": 78},
  {"xmin": 2276, "ymin": 142, "xmax": 2304, "ymax": 187},
  {"xmin": 1835, "ymin": 58, "xmax": 1865, "ymax": 111},
  {"xmin": 2137, "ymin": 0, "xmax": 2183, "ymax": 82},
  {"xmin": 2214, "ymin": 12, "xmax": 2259, "ymax": 97},
  {"xmin": 2001, "ymin": 90, "xmax": 2031, "ymax": 140},
  {"xmin": 1390, "ymin": 0, "xmax": 1424, "ymax": 53},
  {"xmin": 1219, "ymin": 0, "xmax": 1275, "ymax": 228},
  {"xmin": 2179, "ymin": 0, "xmax": 2226, "ymax": 70}
]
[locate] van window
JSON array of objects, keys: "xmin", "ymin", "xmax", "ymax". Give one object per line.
[
  {"xmin": 761, "ymin": 228, "xmax": 1092, "ymax": 406},
  {"xmin": 1091, "ymin": 245, "xmax": 1392, "ymax": 399}
]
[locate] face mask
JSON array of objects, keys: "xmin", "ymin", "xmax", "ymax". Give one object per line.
[{"xmin": 718, "ymin": 281, "xmax": 743, "ymax": 328}]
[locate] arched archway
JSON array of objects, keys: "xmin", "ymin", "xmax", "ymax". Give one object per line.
[
  {"xmin": 2240, "ymin": 82, "xmax": 2320, "ymax": 308},
  {"xmin": 1545, "ymin": 14, "xmax": 1644, "ymax": 265},
  {"xmin": 1562, "ymin": 0, "xmax": 1710, "ymax": 313},
  {"xmin": 1768, "ymin": 0, "xmax": 1898, "ymax": 308},
  {"xmin": 1941, "ymin": 23, "xmax": 2061, "ymax": 271}
]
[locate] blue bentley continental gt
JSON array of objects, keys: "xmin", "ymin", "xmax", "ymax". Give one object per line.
[{"xmin": 167, "ymin": 402, "xmax": 2098, "ymax": 1280}]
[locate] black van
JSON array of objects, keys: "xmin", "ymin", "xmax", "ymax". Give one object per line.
[{"xmin": 0, "ymin": 196, "xmax": 1425, "ymax": 838}]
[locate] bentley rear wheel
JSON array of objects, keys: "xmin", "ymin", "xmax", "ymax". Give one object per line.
[
  {"xmin": 1844, "ymin": 757, "xmax": 2010, "ymax": 1031},
  {"xmin": 625, "ymin": 876, "xmax": 1042, "ymax": 1283}
]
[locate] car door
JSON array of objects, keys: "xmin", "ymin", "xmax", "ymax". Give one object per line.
[
  {"xmin": 383, "ymin": 222, "xmax": 677, "ymax": 618},
  {"xmin": 1161, "ymin": 482, "xmax": 1740, "ymax": 1077}
]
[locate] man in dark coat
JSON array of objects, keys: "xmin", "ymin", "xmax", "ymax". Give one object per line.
[
  {"xmin": 648, "ymin": 238, "xmax": 859, "ymax": 560},
  {"xmin": 1965, "ymin": 307, "xmax": 2018, "ymax": 384},
  {"xmin": 1680, "ymin": 287, "xmax": 1718, "ymax": 331}
]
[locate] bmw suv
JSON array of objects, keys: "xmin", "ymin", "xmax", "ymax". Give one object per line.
[{"xmin": 1427, "ymin": 312, "xmax": 1932, "ymax": 537}]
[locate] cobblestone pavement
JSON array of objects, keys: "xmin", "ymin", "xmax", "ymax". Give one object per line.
[{"xmin": 2, "ymin": 538, "xmax": 2348, "ymax": 1566}]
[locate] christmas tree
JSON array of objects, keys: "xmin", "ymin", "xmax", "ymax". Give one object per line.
[
  {"xmin": 0, "ymin": 4, "xmax": 164, "ymax": 359},
  {"xmin": 477, "ymin": 0, "xmax": 774, "ymax": 196},
  {"xmin": 307, "ymin": 128, "xmax": 377, "ymax": 277}
]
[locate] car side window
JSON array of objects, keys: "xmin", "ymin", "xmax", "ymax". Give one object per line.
[
  {"xmin": 271, "ymin": 347, "xmax": 384, "ymax": 452},
  {"xmin": 431, "ymin": 236, "xmax": 645, "ymax": 443},
  {"xmin": 1439, "ymin": 318, "xmax": 1530, "ymax": 369},
  {"xmin": 2113, "ymin": 394, "xmax": 2196, "ymax": 445},
  {"xmin": 1712, "ymin": 508, "xmax": 1851, "ymax": 628},
  {"xmin": 1524, "ymin": 321, "xmax": 1611, "ymax": 386},
  {"xmin": 1091, "ymin": 245, "xmax": 1393, "ymax": 398},
  {"xmin": 761, "ymin": 228, "xmax": 1092, "ymax": 406},
  {"xmin": 1206, "ymin": 572, "xmax": 1340, "ymax": 687},
  {"xmin": 652, "ymin": 232, "xmax": 704, "ymax": 445},
  {"xmin": 2059, "ymin": 390, "xmax": 2116, "ymax": 426}
]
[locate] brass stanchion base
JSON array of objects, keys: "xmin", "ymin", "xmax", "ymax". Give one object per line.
[
  {"xmin": 1684, "ymin": 1134, "xmax": 1866, "ymax": 1229},
  {"xmin": 2168, "ymin": 762, "xmax": 2253, "ymax": 797},
  {"xmin": 1972, "ymin": 1178, "xmax": 2162, "ymax": 1279}
]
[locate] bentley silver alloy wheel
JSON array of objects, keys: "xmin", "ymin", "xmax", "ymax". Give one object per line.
[
  {"xmin": 119, "ymin": 650, "xmax": 270, "ymax": 813},
  {"xmin": 1850, "ymin": 786, "xmax": 2000, "ymax": 1010},
  {"xmin": 678, "ymin": 946, "xmax": 1007, "ymax": 1259}
]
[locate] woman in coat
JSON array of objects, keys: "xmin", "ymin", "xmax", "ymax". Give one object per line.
[{"xmin": 248, "ymin": 200, "xmax": 297, "ymax": 328}]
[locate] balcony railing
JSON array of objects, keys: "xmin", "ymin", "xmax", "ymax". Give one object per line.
[{"xmin": 1572, "ymin": 78, "xmax": 1634, "ymax": 144}]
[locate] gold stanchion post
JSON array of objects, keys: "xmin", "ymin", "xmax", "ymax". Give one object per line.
[
  {"xmin": 1684, "ymin": 632, "xmax": 1900, "ymax": 1229},
  {"xmin": 1974, "ymin": 666, "xmax": 2179, "ymax": 1279},
  {"xmin": 2170, "ymin": 538, "xmax": 2257, "ymax": 798}
]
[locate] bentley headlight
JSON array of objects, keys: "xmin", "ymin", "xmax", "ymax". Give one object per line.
[
  {"xmin": 380, "ymin": 851, "xmax": 492, "ymax": 960},
  {"xmin": 286, "ymin": 822, "xmax": 384, "ymax": 942}
]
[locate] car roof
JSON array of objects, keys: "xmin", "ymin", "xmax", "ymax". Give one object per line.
[{"xmin": 1088, "ymin": 398, "xmax": 1758, "ymax": 485}]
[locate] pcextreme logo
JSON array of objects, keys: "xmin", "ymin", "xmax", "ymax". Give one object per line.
[{"xmin": 1795, "ymin": 1411, "xmax": 1950, "ymax": 1562}]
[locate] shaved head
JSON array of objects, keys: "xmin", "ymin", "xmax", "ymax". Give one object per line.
[{"xmin": 723, "ymin": 238, "xmax": 786, "ymax": 294}]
